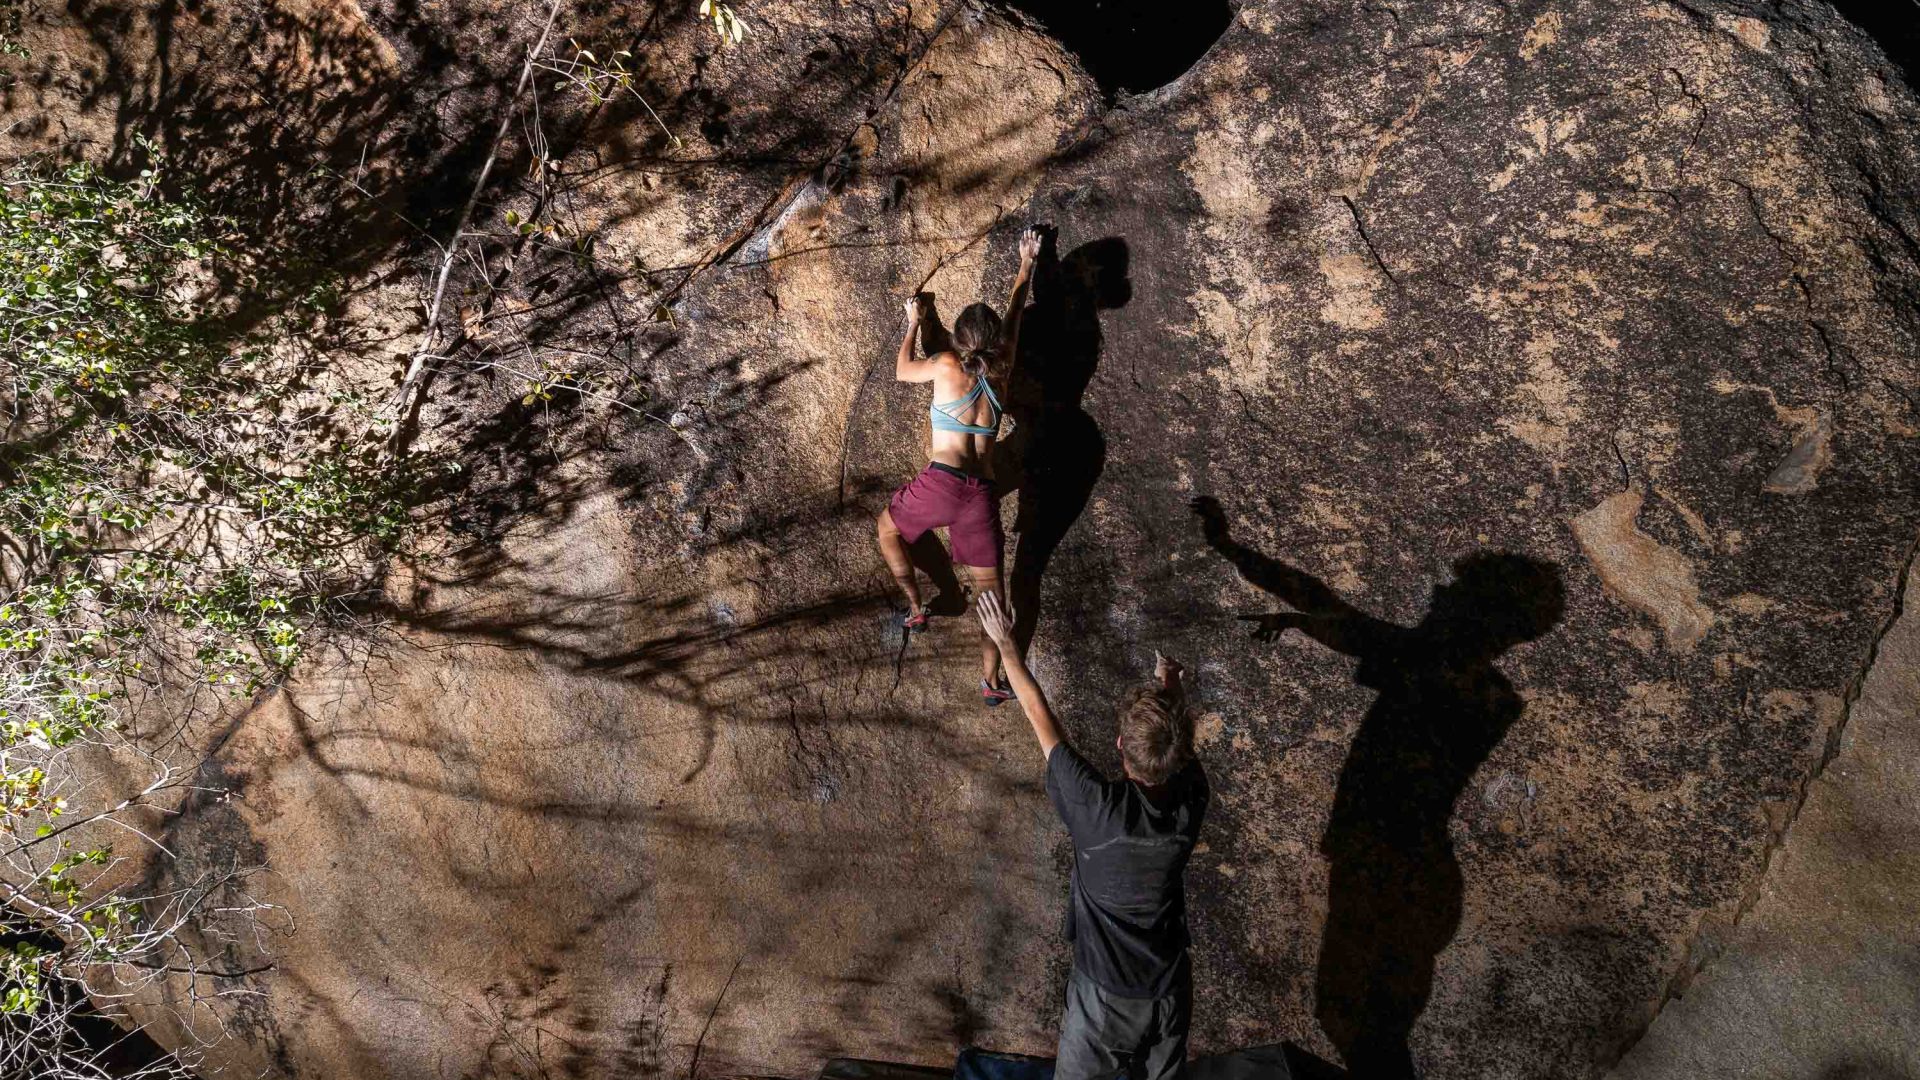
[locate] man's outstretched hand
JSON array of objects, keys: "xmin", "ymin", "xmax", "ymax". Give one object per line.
[
  {"xmin": 979, "ymin": 591, "xmax": 1062, "ymax": 760},
  {"xmin": 978, "ymin": 590, "xmax": 1018, "ymax": 650},
  {"xmin": 1190, "ymin": 496, "xmax": 1230, "ymax": 544},
  {"xmin": 1154, "ymin": 650, "xmax": 1184, "ymax": 690}
]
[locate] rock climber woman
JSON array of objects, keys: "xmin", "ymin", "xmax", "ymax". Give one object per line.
[{"xmin": 876, "ymin": 225, "xmax": 1043, "ymax": 706}]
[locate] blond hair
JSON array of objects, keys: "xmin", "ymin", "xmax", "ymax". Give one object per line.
[{"xmin": 1119, "ymin": 685, "xmax": 1191, "ymax": 786}]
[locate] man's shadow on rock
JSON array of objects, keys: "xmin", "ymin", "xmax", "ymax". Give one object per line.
[
  {"xmin": 1190, "ymin": 497, "xmax": 1566, "ymax": 1080},
  {"xmin": 995, "ymin": 233, "xmax": 1131, "ymax": 651}
]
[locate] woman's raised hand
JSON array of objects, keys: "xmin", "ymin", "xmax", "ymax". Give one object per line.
[{"xmin": 1018, "ymin": 226, "xmax": 1043, "ymax": 264}]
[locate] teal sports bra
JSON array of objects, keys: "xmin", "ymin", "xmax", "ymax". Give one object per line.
[{"xmin": 930, "ymin": 375, "xmax": 1003, "ymax": 436}]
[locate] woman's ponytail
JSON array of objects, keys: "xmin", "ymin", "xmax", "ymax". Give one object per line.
[
  {"xmin": 952, "ymin": 303, "xmax": 1003, "ymax": 379},
  {"xmin": 960, "ymin": 344, "xmax": 993, "ymax": 378}
]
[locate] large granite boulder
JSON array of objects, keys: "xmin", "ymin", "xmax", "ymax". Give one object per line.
[{"xmin": 7, "ymin": 0, "xmax": 1918, "ymax": 1077}]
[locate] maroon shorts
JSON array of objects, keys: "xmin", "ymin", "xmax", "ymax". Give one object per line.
[{"xmin": 886, "ymin": 463, "xmax": 1003, "ymax": 568}]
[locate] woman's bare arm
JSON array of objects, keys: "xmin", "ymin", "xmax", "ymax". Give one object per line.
[
  {"xmin": 996, "ymin": 228, "xmax": 1043, "ymax": 382},
  {"xmin": 979, "ymin": 591, "xmax": 1063, "ymax": 760},
  {"xmin": 895, "ymin": 295, "xmax": 939, "ymax": 383}
]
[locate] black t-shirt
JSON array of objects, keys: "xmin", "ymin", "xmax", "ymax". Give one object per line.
[{"xmin": 1046, "ymin": 742, "xmax": 1210, "ymax": 999}]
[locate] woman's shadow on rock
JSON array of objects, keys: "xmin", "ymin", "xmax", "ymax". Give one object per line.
[
  {"xmin": 996, "ymin": 233, "xmax": 1131, "ymax": 650},
  {"xmin": 1190, "ymin": 497, "xmax": 1566, "ymax": 1080}
]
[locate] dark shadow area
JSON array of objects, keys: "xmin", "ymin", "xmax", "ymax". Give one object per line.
[
  {"xmin": 998, "ymin": 233, "xmax": 1129, "ymax": 654},
  {"xmin": 1000, "ymin": 0, "xmax": 1233, "ymax": 98},
  {"xmin": 18, "ymin": 0, "xmax": 931, "ymax": 385},
  {"xmin": 906, "ymin": 530, "xmax": 969, "ymax": 617},
  {"xmin": 0, "ymin": 925, "xmax": 192, "ymax": 1078},
  {"xmin": 915, "ymin": 1041, "xmax": 1347, "ymax": 1080},
  {"xmin": 1827, "ymin": 0, "xmax": 1920, "ymax": 86},
  {"xmin": 40, "ymin": 0, "xmax": 527, "ymax": 327},
  {"xmin": 1279, "ymin": 1042, "xmax": 1351, "ymax": 1080},
  {"xmin": 1191, "ymin": 497, "xmax": 1566, "ymax": 1080}
]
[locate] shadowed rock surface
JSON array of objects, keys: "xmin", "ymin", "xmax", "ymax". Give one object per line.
[
  {"xmin": 6, "ymin": 0, "xmax": 1920, "ymax": 1077},
  {"xmin": 1609, "ymin": 543, "xmax": 1919, "ymax": 1080}
]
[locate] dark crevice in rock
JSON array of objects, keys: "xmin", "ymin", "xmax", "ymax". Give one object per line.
[
  {"xmin": 1610, "ymin": 526, "xmax": 1920, "ymax": 1068},
  {"xmin": 1341, "ymin": 194, "xmax": 1401, "ymax": 288},
  {"xmin": 999, "ymin": 0, "xmax": 1233, "ymax": 99}
]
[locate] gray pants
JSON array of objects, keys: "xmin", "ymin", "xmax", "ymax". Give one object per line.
[{"xmin": 1055, "ymin": 965, "xmax": 1191, "ymax": 1080}]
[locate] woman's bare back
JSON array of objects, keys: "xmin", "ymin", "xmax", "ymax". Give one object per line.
[{"xmin": 926, "ymin": 351, "xmax": 1002, "ymax": 475}]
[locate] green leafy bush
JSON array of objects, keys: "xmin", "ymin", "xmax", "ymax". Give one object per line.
[
  {"xmin": 0, "ymin": 144, "xmax": 414, "ymax": 1070},
  {"xmin": 0, "ymin": 144, "xmax": 411, "ymax": 732}
]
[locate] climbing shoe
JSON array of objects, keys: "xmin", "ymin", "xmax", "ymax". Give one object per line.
[{"xmin": 899, "ymin": 590, "xmax": 941, "ymax": 631}]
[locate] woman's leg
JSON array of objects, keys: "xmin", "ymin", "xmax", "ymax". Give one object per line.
[
  {"xmin": 962, "ymin": 564, "xmax": 1005, "ymax": 685},
  {"xmin": 876, "ymin": 509, "xmax": 924, "ymax": 615}
]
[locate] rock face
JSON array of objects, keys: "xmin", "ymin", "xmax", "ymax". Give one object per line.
[
  {"xmin": 1608, "ymin": 542, "xmax": 1920, "ymax": 1080},
  {"xmin": 9, "ymin": 0, "xmax": 1920, "ymax": 1077}
]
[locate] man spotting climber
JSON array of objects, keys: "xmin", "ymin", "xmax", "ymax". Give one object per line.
[{"xmin": 976, "ymin": 593, "xmax": 1209, "ymax": 1080}]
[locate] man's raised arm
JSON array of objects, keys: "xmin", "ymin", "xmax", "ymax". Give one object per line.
[{"xmin": 978, "ymin": 591, "xmax": 1063, "ymax": 760}]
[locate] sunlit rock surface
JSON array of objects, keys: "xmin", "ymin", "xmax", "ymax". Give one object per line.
[{"xmin": 7, "ymin": 0, "xmax": 1919, "ymax": 1077}]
